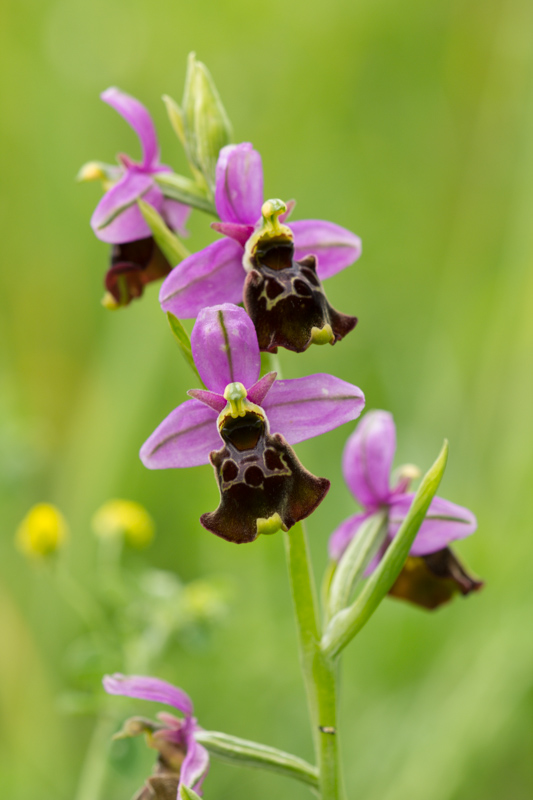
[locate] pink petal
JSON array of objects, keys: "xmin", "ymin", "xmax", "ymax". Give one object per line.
[
  {"xmin": 159, "ymin": 239, "xmax": 245, "ymax": 319},
  {"xmin": 102, "ymin": 673, "xmax": 193, "ymax": 716},
  {"xmin": 211, "ymin": 221, "xmax": 254, "ymax": 247},
  {"xmin": 215, "ymin": 143, "xmax": 264, "ymax": 225},
  {"xmin": 101, "ymin": 87, "xmax": 159, "ymax": 168},
  {"xmin": 187, "ymin": 389, "xmax": 226, "ymax": 413},
  {"xmin": 180, "ymin": 723, "xmax": 210, "ymax": 793},
  {"xmin": 162, "ymin": 198, "xmax": 191, "ymax": 238},
  {"xmin": 91, "ymin": 172, "xmax": 163, "ymax": 244},
  {"xmin": 328, "ymin": 512, "xmax": 370, "ymax": 560},
  {"xmin": 191, "ymin": 304, "xmax": 261, "ymax": 394},
  {"xmin": 342, "ymin": 411, "xmax": 396, "ymax": 509},
  {"xmin": 279, "ymin": 199, "xmax": 296, "ymax": 223},
  {"xmin": 290, "ymin": 219, "xmax": 362, "ymax": 280},
  {"xmin": 140, "ymin": 399, "xmax": 219, "ymax": 469},
  {"xmin": 262, "ymin": 374, "xmax": 365, "ymax": 445},
  {"xmin": 247, "ymin": 371, "xmax": 277, "ymax": 405},
  {"xmin": 388, "ymin": 494, "xmax": 478, "ymax": 556}
]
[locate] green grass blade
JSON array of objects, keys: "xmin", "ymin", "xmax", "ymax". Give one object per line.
[{"xmin": 167, "ymin": 312, "xmax": 203, "ymax": 386}]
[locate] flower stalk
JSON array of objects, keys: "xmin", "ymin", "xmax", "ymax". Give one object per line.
[{"xmin": 284, "ymin": 521, "xmax": 345, "ymax": 800}]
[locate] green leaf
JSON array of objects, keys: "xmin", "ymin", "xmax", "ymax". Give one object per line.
[
  {"xmin": 155, "ymin": 172, "xmax": 217, "ymax": 216},
  {"xmin": 327, "ymin": 511, "xmax": 388, "ymax": 620},
  {"xmin": 180, "ymin": 786, "xmax": 202, "ymax": 800},
  {"xmin": 162, "ymin": 94, "xmax": 186, "ymax": 148},
  {"xmin": 194, "ymin": 730, "xmax": 319, "ymax": 789},
  {"xmin": 137, "ymin": 200, "xmax": 190, "ymax": 264},
  {"xmin": 321, "ymin": 440, "xmax": 449, "ymax": 660},
  {"xmin": 167, "ymin": 313, "xmax": 203, "ymax": 385}
]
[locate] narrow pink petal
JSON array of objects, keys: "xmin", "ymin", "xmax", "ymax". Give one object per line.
[
  {"xmin": 162, "ymin": 198, "xmax": 191, "ymax": 238},
  {"xmin": 328, "ymin": 512, "xmax": 370, "ymax": 560},
  {"xmin": 102, "ymin": 674, "xmax": 193, "ymax": 716},
  {"xmin": 180, "ymin": 723, "xmax": 210, "ymax": 793},
  {"xmin": 342, "ymin": 411, "xmax": 396, "ymax": 510},
  {"xmin": 191, "ymin": 304, "xmax": 261, "ymax": 393},
  {"xmin": 290, "ymin": 219, "xmax": 362, "ymax": 279},
  {"xmin": 279, "ymin": 199, "xmax": 296, "ymax": 223},
  {"xmin": 140, "ymin": 399, "xmax": 219, "ymax": 469},
  {"xmin": 215, "ymin": 143, "xmax": 264, "ymax": 224},
  {"xmin": 101, "ymin": 87, "xmax": 159, "ymax": 168},
  {"xmin": 187, "ymin": 389, "xmax": 226, "ymax": 413},
  {"xmin": 388, "ymin": 494, "xmax": 477, "ymax": 556},
  {"xmin": 211, "ymin": 221, "xmax": 254, "ymax": 247},
  {"xmin": 262, "ymin": 374, "xmax": 365, "ymax": 445},
  {"xmin": 91, "ymin": 172, "xmax": 163, "ymax": 244},
  {"xmin": 247, "ymin": 371, "xmax": 277, "ymax": 405},
  {"xmin": 160, "ymin": 239, "xmax": 245, "ymax": 319}
]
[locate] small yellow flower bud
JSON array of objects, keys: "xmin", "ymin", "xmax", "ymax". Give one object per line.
[
  {"xmin": 77, "ymin": 161, "xmax": 107, "ymax": 183},
  {"xmin": 101, "ymin": 291, "xmax": 121, "ymax": 310},
  {"xmin": 92, "ymin": 500, "xmax": 155, "ymax": 548},
  {"xmin": 16, "ymin": 503, "xmax": 68, "ymax": 558}
]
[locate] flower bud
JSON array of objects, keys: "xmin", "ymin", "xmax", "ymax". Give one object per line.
[
  {"xmin": 16, "ymin": 503, "xmax": 68, "ymax": 558},
  {"xmin": 182, "ymin": 53, "xmax": 233, "ymax": 192},
  {"xmin": 76, "ymin": 161, "xmax": 121, "ymax": 191},
  {"xmin": 92, "ymin": 499, "xmax": 154, "ymax": 548}
]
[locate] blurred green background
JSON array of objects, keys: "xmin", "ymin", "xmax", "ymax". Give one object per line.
[{"xmin": 2, "ymin": 0, "xmax": 533, "ymax": 798}]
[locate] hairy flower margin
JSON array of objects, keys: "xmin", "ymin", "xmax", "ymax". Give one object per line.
[
  {"xmin": 140, "ymin": 304, "xmax": 365, "ymax": 543},
  {"xmin": 82, "ymin": 88, "xmax": 190, "ymax": 307},
  {"xmin": 329, "ymin": 411, "xmax": 483, "ymax": 609},
  {"xmin": 103, "ymin": 674, "xmax": 208, "ymax": 798},
  {"xmin": 160, "ymin": 143, "xmax": 361, "ymax": 352}
]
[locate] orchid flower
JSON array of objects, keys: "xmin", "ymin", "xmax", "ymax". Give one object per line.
[
  {"xmin": 329, "ymin": 410, "xmax": 483, "ymax": 609},
  {"xmin": 82, "ymin": 88, "xmax": 190, "ymax": 307},
  {"xmin": 160, "ymin": 143, "xmax": 361, "ymax": 352},
  {"xmin": 104, "ymin": 673, "xmax": 209, "ymax": 798},
  {"xmin": 140, "ymin": 304, "xmax": 365, "ymax": 543}
]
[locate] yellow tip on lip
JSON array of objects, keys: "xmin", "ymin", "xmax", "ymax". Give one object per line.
[
  {"xmin": 310, "ymin": 324, "xmax": 334, "ymax": 346},
  {"xmin": 256, "ymin": 513, "xmax": 288, "ymax": 536}
]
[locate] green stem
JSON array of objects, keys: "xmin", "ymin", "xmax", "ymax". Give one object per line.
[
  {"xmin": 73, "ymin": 710, "xmax": 117, "ymax": 800},
  {"xmin": 284, "ymin": 522, "xmax": 345, "ymax": 800}
]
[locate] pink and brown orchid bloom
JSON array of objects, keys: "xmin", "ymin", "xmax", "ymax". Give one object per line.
[
  {"xmin": 160, "ymin": 143, "xmax": 361, "ymax": 352},
  {"xmin": 104, "ymin": 673, "xmax": 209, "ymax": 799},
  {"xmin": 140, "ymin": 304, "xmax": 365, "ymax": 543},
  {"xmin": 85, "ymin": 88, "xmax": 190, "ymax": 307},
  {"xmin": 329, "ymin": 410, "xmax": 483, "ymax": 609}
]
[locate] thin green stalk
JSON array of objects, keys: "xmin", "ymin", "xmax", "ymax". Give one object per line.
[
  {"xmin": 284, "ymin": 521, "xmax": 345, "ymax": 800},
  {"xmin": 73, "ymin": 710, "xmax": 117, "ymax": 800}
]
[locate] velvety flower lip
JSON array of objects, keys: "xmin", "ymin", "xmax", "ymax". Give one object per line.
[
  {"xmin": 160, "ymin": 142, "xmax": 362, "ymax": 320},
  {"xmin": 104, "ymin": 236, "xmax": 174, "ymax": 308},
  {"xmin": 103, "ymin": 673, "xmax": 209, "ymax": 795},
  {"xmin": 140, "ymin": 304, "xmax": 365, "ymax": 470},
  {"xmin": 328, "ymin": 410, "xmax": 481, "ymax": 608},
  {"xmin": 89, "ymin": 88, "xmax": 189, "ymax": 245},
  {"xmin": 140, "ymin": 304, "xmax": 364, "ymax": 542}
]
